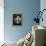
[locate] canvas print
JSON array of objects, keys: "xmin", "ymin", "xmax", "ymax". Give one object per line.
[{"xmin": 13, "ymin": 14, "xmax": 22, "ymax": 26}]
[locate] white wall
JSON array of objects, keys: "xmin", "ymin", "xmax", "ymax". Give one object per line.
[
  {"xmin": 0, "ymin": 0, "xmax": 4, "ymax": 42},
  {"xmin": 40, "ymin": 0, "xmax": 46, "ymax": 26}
]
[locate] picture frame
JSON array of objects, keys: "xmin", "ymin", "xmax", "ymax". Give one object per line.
[{"xmin": 13, "ymin": 14, "xmax": 23, "ymax": 26}]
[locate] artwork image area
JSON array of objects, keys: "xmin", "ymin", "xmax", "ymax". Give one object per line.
[{"xmin": 13, "ymin": 14, "xmax": 23, "ymax": 26}]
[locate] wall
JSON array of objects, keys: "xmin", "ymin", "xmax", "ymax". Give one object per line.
[
  {"xmin": 40, "ymin": 0, "xmax": 46, "ymax": 26},
  {"xmin": 0, "ymin": 0, "xmax": 4, "ymax": 42},
  {"xmin": 4, "ymin": 0, "xmax": 40, "ymax": 42},
  {"xmin": 40, "ymin": 0, "xmax": 46, "ymax": 45}
]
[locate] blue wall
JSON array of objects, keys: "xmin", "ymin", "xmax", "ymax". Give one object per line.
[{"xmin": 4, "ymin": 0, "xmax": 40, "ymax": 42}]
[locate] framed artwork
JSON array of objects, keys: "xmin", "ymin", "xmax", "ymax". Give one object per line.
[{"xmin": 13, "ymin": 14, "xmax": 23, "ymax": 26}]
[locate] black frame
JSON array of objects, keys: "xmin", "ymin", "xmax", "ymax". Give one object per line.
[{"xmin": 13, "ymin": 14, "xmax": 22, "ymax": 26}]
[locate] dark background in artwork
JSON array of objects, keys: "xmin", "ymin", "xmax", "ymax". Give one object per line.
[{"xmin": 13, "ymin": 14, "xmax": 22, "ymax": 26}]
